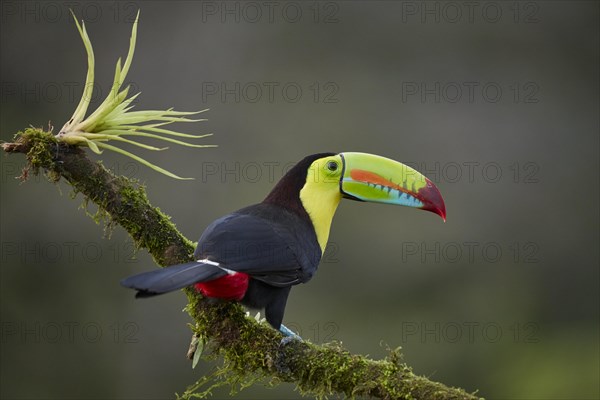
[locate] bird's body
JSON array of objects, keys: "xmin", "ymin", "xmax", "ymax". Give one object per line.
[
  {"xmin": 194, "ymin": 202, "xmax": 321, "ymax": 328},
  {"xmin": 121, "ymin": 152, "xmax": 446, "ymax": 335}
]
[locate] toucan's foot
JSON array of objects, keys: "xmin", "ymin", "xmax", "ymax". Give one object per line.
[
  {"xmin": 279, "ymin": 324, "xmax": 302, "ymax": 340},
  {"xmin": 280, "ymin": 335, "xmax": 302, "ymax": 347}
]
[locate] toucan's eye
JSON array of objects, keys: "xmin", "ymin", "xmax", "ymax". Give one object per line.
[{"xmin": 326, "ymin": 161, "xmax": 339, "ymax": 172}]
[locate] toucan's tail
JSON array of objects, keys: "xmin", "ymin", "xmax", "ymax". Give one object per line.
[{"xmin": 120, "ymin": 261, "xmax": 226, "ymax": 298}]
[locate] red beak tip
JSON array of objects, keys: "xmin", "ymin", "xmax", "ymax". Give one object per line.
[
  {"xmin": 437, "ymin": 210, "xmax": 447, "ymax": 222},
  {"xmin": 420, "ymin": 179, "xmax": 446, "ymax": 223}
]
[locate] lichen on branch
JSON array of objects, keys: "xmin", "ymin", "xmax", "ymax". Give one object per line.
[{"xmin": 2, "ymin": 129, "xmax": 482, "ymax": 400}]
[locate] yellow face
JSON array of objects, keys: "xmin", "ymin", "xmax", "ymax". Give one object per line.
[{"xmin": 299, "ymin": 155, "xmax": 344, "ymax": 252}]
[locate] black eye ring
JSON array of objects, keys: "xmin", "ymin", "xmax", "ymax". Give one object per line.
[{"xmin": 326, "ymin": 161, "xmax": 338, "ymax": 172}]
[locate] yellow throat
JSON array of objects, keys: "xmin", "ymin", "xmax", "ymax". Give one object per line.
[{"xmin": 299, "ymin": 156, "xmax": 343, "ymax": 252}]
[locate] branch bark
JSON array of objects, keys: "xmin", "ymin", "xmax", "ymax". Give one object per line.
[{"xmin": 3, "ymin": 128, "xmax": 482, "ymax": 400}]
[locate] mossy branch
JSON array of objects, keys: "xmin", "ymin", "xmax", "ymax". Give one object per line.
[{"xmin": 2, "ymin": 128, "xmax": 482, "ymax": 400}]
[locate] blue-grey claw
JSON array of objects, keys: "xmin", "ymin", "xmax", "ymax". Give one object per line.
[{"xmin": 279, "ymin": 323, "xmax": 302, "ymax": 340}]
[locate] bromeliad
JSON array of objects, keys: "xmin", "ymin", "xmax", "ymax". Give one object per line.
[{"xmin": 56, "ymin": 11, "xmax": 214, "ymax": 179}]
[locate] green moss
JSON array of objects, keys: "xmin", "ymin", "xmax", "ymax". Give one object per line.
[
  {"xmin": 21, "ymin": 128, "xmax": 57, "ymax": 165},
  {"xmin": 181, "ymin": 289, "xmax": 480, "ymax": 400},
  {"xmin": 185, "ymin": 291, "xmax": 482, "ymax": 400},
  {"xmin": 183, "ymin": 291, "xmax": 399, "ymax": 399},
  {"xmin": 11, "ymin": 128, "xmax": 61, "ymax": 181},
  {"xmin": 181, "ymin": 291, "xmax": 293, "ymax": 399}
]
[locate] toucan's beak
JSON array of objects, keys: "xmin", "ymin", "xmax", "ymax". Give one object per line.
[{"xmin": 339, "ymin": 152, "xmax": 446, "ymax": 221}]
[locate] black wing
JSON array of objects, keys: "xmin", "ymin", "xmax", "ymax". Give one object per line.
[{"xmin": 194, "ymin": 203, "xmax": 321, "ymax": 287}]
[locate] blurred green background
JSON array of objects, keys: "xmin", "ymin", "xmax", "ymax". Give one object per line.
[{"xmin": 1, "ymin": 1, "xmax": 598, "ymax": 399}]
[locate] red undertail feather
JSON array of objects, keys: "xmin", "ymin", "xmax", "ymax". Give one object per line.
[{"xmin": 194, "ymin": 272, "xmax": 249, "ymax": 301}]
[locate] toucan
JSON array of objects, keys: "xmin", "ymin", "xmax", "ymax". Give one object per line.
[{"xmin": 121, "ymin": 152, "xmax": 446, "ymax": 336}]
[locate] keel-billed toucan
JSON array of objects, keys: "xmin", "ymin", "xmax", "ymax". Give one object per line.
[{"xmin": 121, "ymin": 152, "xmax": 446, "ymax": 336}]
